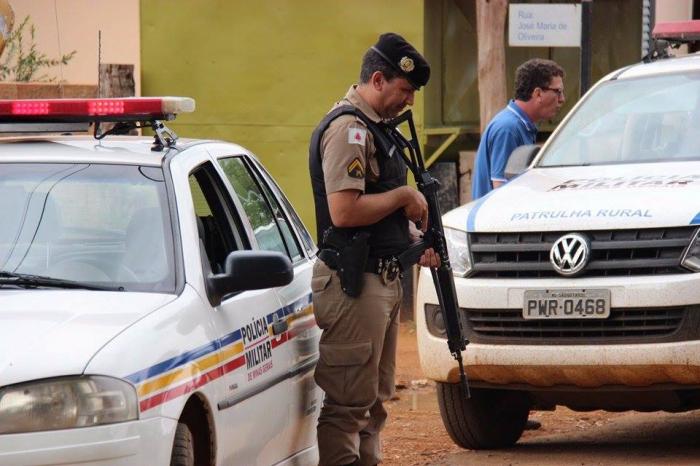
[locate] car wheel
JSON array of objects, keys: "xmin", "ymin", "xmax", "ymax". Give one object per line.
[
  {"xmin": 170, "ymin": 421, "xmax": 195, "ymax": 466},
  {"xmin": 436, "ymin": 382, "xmax": 530, "ymax": 450}
]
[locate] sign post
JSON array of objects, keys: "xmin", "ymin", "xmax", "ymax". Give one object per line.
[{"xmin": 580, "ymin": 0, "xmax": 593, "ymax": 95}]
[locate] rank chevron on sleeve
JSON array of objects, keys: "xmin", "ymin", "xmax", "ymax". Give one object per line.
[{"xmin": 347, "ymin": 157, "xmax": 365, "ymax": 179}]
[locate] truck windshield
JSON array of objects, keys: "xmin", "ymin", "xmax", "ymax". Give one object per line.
[
  {"xmin": 538, "ymin": 71, "xmax": 700, "ymax": 167},
  {"xmin": 0, "ymin": 163, "xmax": 175, "ymax": 293}
]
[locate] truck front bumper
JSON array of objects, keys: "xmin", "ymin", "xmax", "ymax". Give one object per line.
[{"xmin": 416, "ymin": 268, "xmax": 700, "ymax": 388}]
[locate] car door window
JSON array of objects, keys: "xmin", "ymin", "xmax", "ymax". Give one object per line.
[
  {"xmin": 189, "ymin": 162, "xmax": 245, "ymax": 274},
  {"xmin": 251, "ymin": 158, "xmax": 317, "ymax": 256},
  {"xmin": 218, "ymin": 156, "xmax": 302, "ymax": 262}
]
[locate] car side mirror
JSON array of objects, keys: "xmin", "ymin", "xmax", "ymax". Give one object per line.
[
  {"xmin": 206, "ymin": 250, "xmax": 294, "ymax": 307},
  {"xmin": 505, "ymin": 144, "xmax": 540, "ymax": 180}
]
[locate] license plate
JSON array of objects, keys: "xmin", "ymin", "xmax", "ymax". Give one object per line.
[{"xmin": 522, "ymin": 289, "xmax": 610, "ymax": 320}]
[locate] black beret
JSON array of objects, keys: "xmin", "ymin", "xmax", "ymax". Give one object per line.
[{"xmin": 371, "ymin": 32, "xmax": 430, "ymax": 89}]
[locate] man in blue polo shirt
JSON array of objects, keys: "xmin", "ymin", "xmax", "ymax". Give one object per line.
[{"xmin": 472, "ymin": 58, "xmax": 565, "ymax": 199}]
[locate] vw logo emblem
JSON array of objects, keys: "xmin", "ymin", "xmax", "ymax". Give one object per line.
[{"xmin": 550, "ymin": 233, "xmax": 590, "ymax": 276}]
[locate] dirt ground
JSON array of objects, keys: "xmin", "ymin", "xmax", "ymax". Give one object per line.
[
  {"xmin": 381, "ymin": 322, "xmax": 700, "ymax": 466},
  {"xmin": 383, "ymin": 322, "xmax": 463, "ymax": 465}
]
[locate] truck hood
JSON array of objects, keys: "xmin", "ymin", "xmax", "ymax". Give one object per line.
[
  {"xmin": 465, "ymin": 162, "xmax": 700, "ymax": 232},
  {"xmin": 0, "ymin": 290, "xmax": 175, "ymax": 387}
]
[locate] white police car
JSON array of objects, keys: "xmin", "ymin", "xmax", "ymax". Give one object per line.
[
  {"xmin": 0, "ymin": 97, "xmax": 321, "ymax": 465},
  {"xmin": 418, "ymin": 49, "xmax": 700, "ymax": 448}
]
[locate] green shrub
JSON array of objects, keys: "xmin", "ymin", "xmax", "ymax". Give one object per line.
[{"xmin": 0, "ymin": 15, "xmax": 76, "ymax": 82}]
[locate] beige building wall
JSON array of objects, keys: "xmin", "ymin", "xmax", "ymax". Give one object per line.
[
  {"xmin": 656, "ymin": 0, "xmax": 693, "ymax": 22},
  {"xmin": 655, "ymin": 0, "xmax": 693, "ymax": 55},
  {"xmin": 7, "ymin": 0, "xmax": 140, "ymax": 94}
]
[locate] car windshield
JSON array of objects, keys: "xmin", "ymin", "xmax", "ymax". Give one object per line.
[
  {"xmin": 538, "ymin": 71, "xmax": 700, "ymax": 167},
  {"xmin": 0, "ymin": 163, "xmax": 175, "ymax": 292}
]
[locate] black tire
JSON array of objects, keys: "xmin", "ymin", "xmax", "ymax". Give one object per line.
[
  {"xmin": 436, "ymin": 382, "xmax": 530, "ymax": 450},
  {"xmin": 170, "ymin": 422, "xmax": 195, "ymax": 466}
]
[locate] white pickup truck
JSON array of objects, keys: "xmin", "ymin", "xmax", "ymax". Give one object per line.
[{"xmin": 417, "ymin": 52, "xmax": 700, "ymax": 449}]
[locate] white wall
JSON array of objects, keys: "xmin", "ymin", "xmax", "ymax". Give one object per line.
[{"xmin": 7, "ymin": 0, "xmax": 140, "ymax": 94}]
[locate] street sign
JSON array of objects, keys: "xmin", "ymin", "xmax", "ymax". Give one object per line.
[{"xmin": 509, "ymin": 4, "xmax": 582, "ymax": 47}]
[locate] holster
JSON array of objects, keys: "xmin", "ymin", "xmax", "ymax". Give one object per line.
[{"xmin": 321, "ymin": 228, "xmax": 370, "ymax": 298}]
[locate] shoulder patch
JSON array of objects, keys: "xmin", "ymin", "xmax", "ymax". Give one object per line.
[
  {"xmin": 347, "ymin": 157, "xmax": 365, "ymax": 179},
  {"xmin": 348, "ymin": 127, "xmax": 367, "ymax": 146}
]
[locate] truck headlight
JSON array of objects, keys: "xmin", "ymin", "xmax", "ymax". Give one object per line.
[
  {"xmin": 682, "ymin": 228, "xmax": 700, "ymax": 272},
  {"xmin": 444, "ymin": 227, "xmax": 472, "ymax": 277},
  {"xmin": 424, "ymin": 303, "xmax": 447, "ymax": 338},
  {"xmin": 0, "ymin": 375, "xmax": 138, "ymax": 434}
]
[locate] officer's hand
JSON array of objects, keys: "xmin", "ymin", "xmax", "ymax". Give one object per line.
[
  {"xmin": 408, "ymin": 220, "xmax": 423, "ymax": 243},
  {"xmin": 402, "ymin": 188, "xmax": 428, "ymax": 232},
  {"xmin": 418, "ymin": 247, "xmax": 440, "ymax": 268}
]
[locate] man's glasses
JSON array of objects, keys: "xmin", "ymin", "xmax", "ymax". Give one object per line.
[{"xmin": 541, "ymin": 87, "xmax": 564, "ymax": 98}]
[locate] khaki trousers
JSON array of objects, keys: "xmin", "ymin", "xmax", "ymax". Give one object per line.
[{"xmin": 312, "ymin": 260, "xmax": 402, "ymax": 466}]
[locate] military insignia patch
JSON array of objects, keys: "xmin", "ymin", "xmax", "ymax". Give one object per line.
[
  {"xmin": 348, "ymin": 127, "xmax": 366, "ymax": 146},
  {"xmin": 399, "ymin": 56, "xmax": 415, "ymax": 72},
  {"xmin": 347, "ymin": 158, "xmax": 365, "ymax": 179}
]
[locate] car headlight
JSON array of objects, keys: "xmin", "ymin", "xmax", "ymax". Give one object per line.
[
  {"xmin": 682, "ymin": 228, "xmax": 700, "ymax": 272},
  {"xmin": 444, "ymin": 227, "xmax": 472, "ymax": 277},
  {"xmin": 0, "ymin": 375, "xmax": 138, "ymax": 434}
]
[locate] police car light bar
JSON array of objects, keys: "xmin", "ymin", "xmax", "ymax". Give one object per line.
[
  {"xmin": 652, "ymin": 20, "xmax": 700, "ymax": 42},
  {"xmin": 0, "ymin": 97, "xmax": 195, "ymax": 122}
]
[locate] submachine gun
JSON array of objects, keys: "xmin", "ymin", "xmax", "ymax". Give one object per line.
[{"xmin": 385, "ymin": 110, "xmax": 470, "ymax": 397}]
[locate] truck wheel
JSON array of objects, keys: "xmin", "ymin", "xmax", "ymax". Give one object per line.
[
  {"xmin": 436, "ymin": 382, "xmax": 530, "ymax": 450},
  {"xmin": 170, "ymin": 421, "xmax": 195, "ymax": 466}
]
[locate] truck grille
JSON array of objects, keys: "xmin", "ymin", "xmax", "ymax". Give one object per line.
[
  {"xmin": 462, "ymin": 306, "xmax": 691, "ymax": 344},
  {"xmin": 469, "ymin": 227, "xmax": 697, "ymax": 278}
]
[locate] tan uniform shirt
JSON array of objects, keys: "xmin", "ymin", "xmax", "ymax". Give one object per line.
[{"xmin": 320, "ymin": 85, "xmax": 382, "ymax": 194}]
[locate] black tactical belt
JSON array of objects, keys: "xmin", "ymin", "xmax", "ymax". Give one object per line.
[{"xmin": 318, "ymin": 249, "xmax": 401, "ymax": 282}]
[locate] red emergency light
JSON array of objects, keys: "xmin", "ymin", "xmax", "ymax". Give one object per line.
[
  {"xmin": 652, "ymin": 20, "xmax": 700, "ymax": 42},
  {"xmin": 0, "ymin": 97, "xmax": 195, "ymax": 122}
]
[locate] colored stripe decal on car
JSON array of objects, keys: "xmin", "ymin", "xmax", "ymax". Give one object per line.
[
  {"xmin": 140, "ymin": 354, "xmax": 247, "ymax": 412},
  {"xmin": 125, "ymin": 335, "xmax": 234, "ymax": 386},
  {"xmin": 136, "ymin": 341, "xmax": 245, "ymax": 397},
  {"xmin": 691, "ymin": 212, "xmax": 700, "ymax": 224},
  {"xmin": 125, "ymin": 293, "xmax": 314, "ymax": 412},
  {"xmin": 466, "ymin": 189, "xmax": 498, "ymax": 232}
]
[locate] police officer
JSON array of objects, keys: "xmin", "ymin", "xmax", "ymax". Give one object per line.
[{"xmin": 309, "ymin": 33, "xmax": 438, "ymax": 466}]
